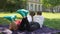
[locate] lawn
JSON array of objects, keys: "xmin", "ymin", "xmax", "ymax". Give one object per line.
[
  {"xmin": 0, "ymin": 12, "xmax": 60, "ymax": 30},
  {"xmin": 43, "ymin": 12, "xmax": 60, "ymax": 29}
]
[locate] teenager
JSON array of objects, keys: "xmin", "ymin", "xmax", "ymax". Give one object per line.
[
  {"xmin": 27, "ymin": 11, "xmax": 40, "ymax": 31},
  {"xmin": 18, "ymin": 11, "xmax": 36, "ymax": 31},
  {"xmin": 33, "ymin": 12, "xmax": 44, "ymax": 28},
  {"xmin": 27, "ymin": 11, "xmax": 35, "ymax": 22}
]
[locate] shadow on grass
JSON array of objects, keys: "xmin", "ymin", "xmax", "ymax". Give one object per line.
[
  {"xmin": 0, "ymin": 17, "xmax": 10, "ymax": 25},
  {"xmin": 0, "ymin": 17, "xmax": 60, "ymax": 30},
  {"xmin": 0, "ymin": 17, "xmax": 22, "ymax": 25},
  {"xmin": 44, "ymin": 18, "xmax": 60, "ymax": 30},
  {"xmin": 0, "ymin": 17, "xmax": 60, "ymax": 34}
]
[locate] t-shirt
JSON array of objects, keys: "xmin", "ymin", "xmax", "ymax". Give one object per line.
[
  {"xmin": 33, "ymin": 15, "xmax": 44, "ymax": 25},
  {"xmin": 27, "ymin": 15, "xmax": 32, "ymax": 22}
]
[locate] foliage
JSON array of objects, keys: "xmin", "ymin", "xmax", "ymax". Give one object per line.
[
  {"xmin": 0, "ymin": 0, "xmax": 27, "ymax": 12},
  {"xmin": 43, "ymin": 0, "xmax": 60, "ymax": 8},
  {"xmin": 0, "ymin": 0, "xmax": 7, "ymax": 9}
]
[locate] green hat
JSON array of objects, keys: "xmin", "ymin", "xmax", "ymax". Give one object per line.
[
  {"xmin": 4, "ymin": 15, "xmax": 16, "ymax": 22},
  {"xmin": 17, "ymin": 9, "xmax": 29, "ymax": 17}
]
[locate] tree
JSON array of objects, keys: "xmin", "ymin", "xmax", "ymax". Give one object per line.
[
  {"xmin": 43, "ymin": 0, "xmax": 60, "ymax": 8},
  {"xmin": 43, "ymin": 0, "xmax": 60, "ymax": 12},
  {"xmin": 6, "ymin": 0, "xmax": 27, "ymax": 11},
  {"xmin": 0, "ymin": 0, "xmax": 27, "ymax": 12},
  {"xmin": 0, "ymin": 0, "xmax": 7, "ymax": 9}
]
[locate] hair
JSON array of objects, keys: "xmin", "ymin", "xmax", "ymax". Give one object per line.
[
  {"xmin": 37, "ymin": 11, "xmax": 42, "ymax": 15},
  {"xmin": 9, "ymin": 23, "xmax": 18, "ymax": 31},
  {"xmin": 29, "ymin": 11, "xmax": 35, "ymax": 16}
]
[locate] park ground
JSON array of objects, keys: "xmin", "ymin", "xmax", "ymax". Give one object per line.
[{"xmin": 0, "ymin": 12, "xmax": 60, "ymax": 30}]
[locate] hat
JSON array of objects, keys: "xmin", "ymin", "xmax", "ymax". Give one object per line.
[
  {"xmin": 17, "ymin": 9, "xmax": 29, "ymax": 17},
  {"xmin": 4, "ymin": 15, "xmax": 16, "ymax": 22}
]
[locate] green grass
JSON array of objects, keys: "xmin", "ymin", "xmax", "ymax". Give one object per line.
[
  {"xmin": 0, "ymin": 12, "xmax": 60, "ymax": 30},
  {"xmin": 0, "ymin": 13, "xmax": 22, "ymax": 18},
  {"xmin": 43, "ymin": 12, "xmax": 60, "ymax": 19},
  {"xmin": 43, "ymin": 12, "xmax": 60, "ymax": 29}
]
